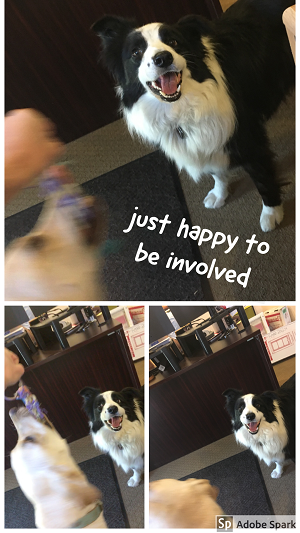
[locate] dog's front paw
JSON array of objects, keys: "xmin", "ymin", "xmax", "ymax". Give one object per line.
[
  {"xmin": 127, "ymin": 477, "xmax": 140, "ymax": 488},
  {"xmin": 271, "ymin": 469, "xmax": 282, "ymax": 479},
  {"xmin": 260, "ymin": 204, "xmax": 284, "ymax": 232},
  {"xmin": 203, "ymin": 190, "xmax": 227, "ymax": 209}
]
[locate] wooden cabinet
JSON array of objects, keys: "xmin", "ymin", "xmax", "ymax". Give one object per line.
[
  {"xmin": 6, "ymin": 0, "xmax": 222, "ymax": 142},
  {"xmin": 150, "ymin": 327, "xmax": 278, "ymax": 471}
]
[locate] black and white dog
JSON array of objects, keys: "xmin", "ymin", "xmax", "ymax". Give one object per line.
[
  {"xmin": 223, "ymin": 374, "xmax": 295, "ymax": 478},
  {"xmin": 92, "ymin": 0, "xmax": 294, "ymax": 232},
  {"xmin": 80, "ymin": 386, "xmax": 144, "ymax": 487}
]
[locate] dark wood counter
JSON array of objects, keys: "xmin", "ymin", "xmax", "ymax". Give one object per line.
[
  {"xmin": 5, "ymin": 319, "xmax": 140, "ymax": 469},
  {"xmin": 150, "ymin": 326, "xmax": 278, "ymax": 471}
]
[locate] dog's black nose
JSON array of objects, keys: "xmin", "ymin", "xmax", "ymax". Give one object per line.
[
  {"xmin": 153, "ymin": 51, "xmax": 173, "ymax": 68},
  {"xmin": 107, "ymin": 405, "xmax": 118, "ymax": 415},
  {"xmin": 246, "ymin": 412, "xmax": 255, "ymax": 421}
]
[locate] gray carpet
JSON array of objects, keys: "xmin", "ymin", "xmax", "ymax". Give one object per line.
[
  {"xmin": 179, "ymin": 93, "xmax": 295, "ymax": 300},
  {"xmin": 5, "ymin": 454, "xmax": 129, "ymax": 528},
  {"xmin": 180, "ymin": 450, "xmax": 274, "ymax": 516},
  {"xmin": 149, "ymin": 433, "xmax": 295, "ymax": 516}
]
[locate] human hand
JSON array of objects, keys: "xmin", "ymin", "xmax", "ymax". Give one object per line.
[
  {"xmin": 5, "ymin": 348, "xmax": 25, "ymax": 389},
  {"xmin": 5, "ymin": 108, "xmax": 65, "ymax": 203}
]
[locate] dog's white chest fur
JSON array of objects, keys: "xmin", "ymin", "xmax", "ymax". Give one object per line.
[
  {"xmin": 123, "ymin": 35, "xmax": 235, "ymax": 181},
  {"xmin": 92, "ymin": 406, "xmax": 144, "ymax": 473}
]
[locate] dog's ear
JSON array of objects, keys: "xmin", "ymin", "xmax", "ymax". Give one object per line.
[
  {"xmin": 194, "ymin": 479, "xmax": 219, "ymax": 500},
  {"xmin": 176, "ymin": 15, "xmax": 212, "ymax": 39},
  {"xmin": 222, "ymin": 388, "xmax": 243, "ymax": 417},
  {"xmin": 91, "ymin": 16, "xmax": 137, "ymax": 82},
  {"xmin": 91, "ymin": 15, "xmax": 136, "ymax": 40},
  {"xmin": 121, "ymin": 387, "xmax": 144, "ymax": 415},
  {"xmin": 80, "ymin": 484, "xmax": 102, "ymax": 507},
  {"xmin": 79, "ymin": 386, "xmax": 100, "ymax": 399},
  {"xmin": 222, "ymin": 388, "xmax": 243, "ymax": 401},
  {"xmin": 79, "ymin": 387, "xmax": 101, "ymax": 422},
  {"xmin": 260, "ymin": 390, "xmax": 278, "ymax": 399},
  {"xmin": 260, "ymin": 390, "xmax": 279, "ymax": 406},
  {"xmin": 210, "ymin": 484, "xmax": 219, "ymax": 501},
  {"xmin": 65, "ymin": 470, "xmax": 102, "ymax": 506},
  {"xmin": 121, "ymin": 387, "xmax": 143, "ymax": 402},
  {"xmin": 80, "ymin": 196, "xmax": 108, "ymax": 248},
  {"xmin": 200, "ymin": 480, "xmax": 219, "ymax": 501}
]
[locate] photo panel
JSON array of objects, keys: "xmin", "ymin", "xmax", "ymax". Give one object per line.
[
  {"xmin": 5, "ymin": 304, "xmax": 145, "ymax": 528},
  {"xmin": 149, "ymin": 304, "xmax": 295, "ymax": 528}
]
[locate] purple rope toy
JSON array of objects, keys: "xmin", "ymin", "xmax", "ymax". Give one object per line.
[
  {"xmin": 42, "ymin": 175, "xmax": 96, "ymax": 226},
  {"xmin": 5, "ymin": 382, "xmax": 54, "ymax": 427}
]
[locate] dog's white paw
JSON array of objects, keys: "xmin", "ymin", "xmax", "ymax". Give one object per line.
[
  {"xmin": 127, "ymin": 477, "xmax": 140, "ymax": 487},
  {"xmin": 203, "ymin": 190, "xmax": 227, "ymax": 209},
  {"xmin": 260, "ymin": 204, "xmax": 284, "ymax": 232},
  {"xmin": 271, "ymin": 469, "xmax": 282, "ymax": 479}
]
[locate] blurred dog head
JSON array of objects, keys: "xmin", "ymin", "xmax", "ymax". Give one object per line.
[
  {"xmin": 5, "ymin": 184, "xmax": 107, "ymax": 301},
  {"xmin": 9, "ymin": 407, "xmax": 106, "ymax": 528},
  {"xmin": 149, "ymin": 478, "xmax": 224, "ymax": 528}
]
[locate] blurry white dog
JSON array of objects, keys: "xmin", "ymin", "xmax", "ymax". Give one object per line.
[
  {"xmin": 5, "ymin": 166, "xmax": 106, "ymax": 301},
  {"xmin": 9, "ymin": 406, "xmax": 107, "ymax": 528},
  {"xmin": 149, "ymin": 478, "xmax": 225, "ymax": 528}
]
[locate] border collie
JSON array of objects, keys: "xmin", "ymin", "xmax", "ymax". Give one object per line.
[
  {"xmin": 80, "ymin": 386, "xmax": 144, "ymax": 487},
  {"xmin": 223, "ymin": 374, "xmax": 295, "ymax": 478},
  {"xmin": 91, "ymin": 0, "xmax": 294, "ymax": 232}
]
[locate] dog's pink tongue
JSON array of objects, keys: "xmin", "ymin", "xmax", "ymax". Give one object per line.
[
  {"xmin": 111, "ymin": 416, "xmax": 122, "ymax": 428},
  {"xmin": 160, "ymin": 72, "xmax": 178, "ymax": 95},
  {"xmin": 248, "ymin": 422, "xmax": 259, "ymax": 432}
]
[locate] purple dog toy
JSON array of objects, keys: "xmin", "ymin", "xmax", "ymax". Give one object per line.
[{"xmin": 5, "ymin": 382, "xmax": 53, "ymax": 426}]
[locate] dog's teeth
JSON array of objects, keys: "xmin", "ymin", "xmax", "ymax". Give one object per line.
[{"xmin": 157, "ymin": 88, "xmax": 181, "ymax": 99}]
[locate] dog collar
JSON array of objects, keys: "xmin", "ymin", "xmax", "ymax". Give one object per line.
[{"xmin": 70, "ymin": 501, "xmax": 103, "ymax": 528}]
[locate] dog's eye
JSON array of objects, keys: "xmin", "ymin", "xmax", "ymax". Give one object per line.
[
  {"xmin": 255, "ymin": 403, "xmax": 261, "ymax": 410},
  {"xmin": 117, "ymin": 399, "xmax": 121, "ymax": 405},
  {"xmin": 131, "ymin": 48, "xmax": 143, "ymax": 60},
  {"xmin": 168, "ymin": 39, "xmax": 178, "ymax": 48},
  {"xmin": 97, "ymin": 403, "xmax": 104, "ymax": 411},
  {"xmin": 238, "ymin": 406, "xmax": 243, "ymax": 413},
  {"xmin": 23, "ymin": 436, "xmax": 36, "ymax": 444}
]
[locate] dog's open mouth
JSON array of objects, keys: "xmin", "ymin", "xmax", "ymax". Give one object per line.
[
  {"xmin": 245, "ymin": 421, "xmax": 261, "ymax": 435},
  {"xmin": 105, "ymin": 416, "xmax": 123, "ymax": 431},
  {"xmin": 147, "ymin": 71, "xmax": 182, "ymax": 102}
]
